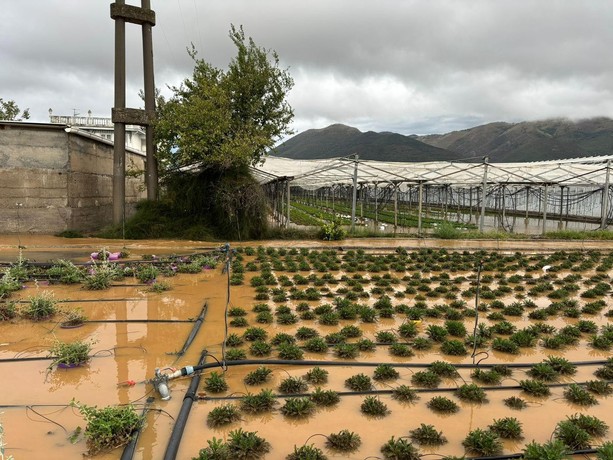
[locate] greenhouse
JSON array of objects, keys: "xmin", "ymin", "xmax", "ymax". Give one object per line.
[{"xmin": 254, "ymin": 155, "xmax": 613, "ymax": 235}]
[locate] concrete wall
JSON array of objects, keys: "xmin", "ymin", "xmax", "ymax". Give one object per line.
[{"xmin": 0, "ymin": 122, "xmax": 146, "ymax": 233}]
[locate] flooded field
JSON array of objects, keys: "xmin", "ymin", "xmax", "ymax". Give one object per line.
[{"xmin": 1, "ymin": 236, "xmax": 613, "ymax": 459}]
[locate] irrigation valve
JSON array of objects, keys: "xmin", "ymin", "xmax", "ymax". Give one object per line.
[{"xmin": 151, "ymin": 366, "xmax": 196, "ymax": 400}]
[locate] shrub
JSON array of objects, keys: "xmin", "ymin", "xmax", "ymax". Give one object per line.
[
  {"xmin": 23, "ymin": 291, "xmax": 58, "ymax": 320},
  {"xmin": 566, "ymin": 413, "xmax": 609, "ymax": 437},
  {"xmin": 554, "ymin": 420, "xmax": 591, "ymax": 450},
  {"xmin": 48, "ymin": 339, "xmax": 92, "ymax": 369}
]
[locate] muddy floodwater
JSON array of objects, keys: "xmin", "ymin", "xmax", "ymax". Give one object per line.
[{"xmin": 1, "ymin": 235, "xmax": 613, "ymax": 459}]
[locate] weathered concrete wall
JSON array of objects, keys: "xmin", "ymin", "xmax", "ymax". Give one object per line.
[{"xmin": 0, "ymin": 123, "xmax": 146, "ymax": 233}]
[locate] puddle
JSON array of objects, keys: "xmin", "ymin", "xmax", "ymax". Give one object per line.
[{"xmin": 0, "ymin": 236, "xmax": 611, "ymax": 459}]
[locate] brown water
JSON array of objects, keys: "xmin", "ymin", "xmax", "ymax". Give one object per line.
[{"xmin": 0, "ymin": 236, "xmax": 611, "ymax": 459}]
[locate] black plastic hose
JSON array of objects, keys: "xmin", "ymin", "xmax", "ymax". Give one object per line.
[
  {"xmin": 120, "ymin": 397, "xmax": 154, "ymax": 460},
  {"xmin": 163, "ymin": 349, "xmax": 208, "ymax": 460},
  {"xmin": 171, "ymin": 302, "xmax": 207, "ymax": 359}
]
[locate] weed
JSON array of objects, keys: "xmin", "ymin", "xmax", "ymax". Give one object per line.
[
  {"xmin": 325, "ymin": 429, "xmax": 361, "ymax": 452},
  {"xmin": 280, "ymin": 397, "xmax": 316, "ymax": 418},
  {"xmin": 207, "ymin": 404, "xmax": 241, "ymax": 427},
  {"xmin": 409, "ymin": 423, "xmax": 447, "ymax": 446},
  {"xmin": 462, "ymin": 429, "xmax": 502, "ymax": 456}
]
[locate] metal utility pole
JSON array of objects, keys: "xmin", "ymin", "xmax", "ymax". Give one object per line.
[
  {"xmin": 601, "ymin": 160, "xmax": 611, "ymax": 230},
  {"xmin": 110, "ymin": 1, "xmax": 157, "ymax": 225}
]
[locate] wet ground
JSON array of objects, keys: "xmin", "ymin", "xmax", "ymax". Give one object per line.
[{"xmin": 0, "ymin": 235, "xmax": 612, "ymax": 459}]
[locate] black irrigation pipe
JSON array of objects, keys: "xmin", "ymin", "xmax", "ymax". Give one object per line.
[
  {"xmin": 163, "ymin": 349, "xmax": 208, "ymax": 460},
  {"xmin": 200, "ymin": 379, "xmax": 613, "ymax": 402},
  {"xmin": 1, "ymin": 298, "xmax": 141, "ymax": 304},
  {"xmin": 86, "ymin": 319, "xmax": 195, "ymax": 323},
  {"xmin": 469, "ymin": 448, "xmax": 598, "ymax": 460},
  {"xmin": 189, "ymin": 358, "xmax": 610, "ymax": 371},
  {"xmin": 170, "ymin": 301, "xmax": 208, "ymax": 359},
  {"xmin": 120, "ymin": 397, "xmax": 154, "ymax": 460}
]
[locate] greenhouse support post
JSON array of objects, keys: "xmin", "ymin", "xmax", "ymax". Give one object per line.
[
  {"xmin": 542, "ymin": 183, "xmax": 548, "ymax": 235},
  {"xmin": 351, "ymin": 155, "xmax": 358, "ymax": 233},
  {"xmin": 286, "ymin": 179, "xmax": 291, "ymax": 228},
  {"xmin": 479, "ymin": 157, "xmax": 489, "ymax": 232},
  {"xmin": 601, "ymin": 160, "xmax": 610, "ymax": 229},
  {"xmin": 417, "ymin": 182, "xmax": 423, "ymax": 236}
]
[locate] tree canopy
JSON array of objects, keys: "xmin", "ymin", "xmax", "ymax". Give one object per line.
[
  {"xmin": 0, "ymin": 98, "xmax": 30, "ymax": 121},
  {"xmin": 155, "ymin": 25, "xmax": 294, "ymax": 173}
]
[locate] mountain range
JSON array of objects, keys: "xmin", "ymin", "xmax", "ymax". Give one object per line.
[{"xmin": 271, "ymin": 117, "xmax": 613, "ymax": 163}]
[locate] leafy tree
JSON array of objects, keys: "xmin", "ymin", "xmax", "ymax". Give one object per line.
[
  {"xmin": 0, "ymin": 98, "xmax": 30, "ymax": 121},
  {"xmin": 155, "ymin": 25, "xmax": 294, "ymax": 173}
]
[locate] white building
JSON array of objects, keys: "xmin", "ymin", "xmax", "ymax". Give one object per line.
[{"xmin": 49, "ymin": 109, "xmax": 146, "ymax": 153}]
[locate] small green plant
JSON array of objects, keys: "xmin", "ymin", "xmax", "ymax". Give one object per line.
[
  {"xmin": 456, "ymin": 383, "xmax": 488, "ymax": 403},
  {"xmin": 325, "ymin": 429, "xmax": 361, "ymax": 452},
  {"xmin": 278, "ymin": 343, "xmax": 304, "ymax": 360},
  {"xmin": 563, "ymin": 384, "xmax": 598, "ymax": 406},
  {"xmin": 278, "ymin": 376, "xmax": 308, "ymax": 394},
  {"xmin": 145, "ymin": 280, "xmax": 172, "ymax": 292},
  {"xmin": 380, "ymin": 436, "xmax": 420, "ymax": 460},
  {"xmin": 74, "ymin": 402, "xmax": 142, "ymax": 455},
  {"xmin": 280, "ymin": 397, "xmax": 316, "ymax": 418},
  {"xmin": 522, "ymin": 440, "xmax": 571, "ymax": 460},
  {"xmin": 318, "ymin": 218, "xmax": 345, "ymax": 241},
  {"xmin": 520, "ymin": 379, "xmax": 551, "ymax": 397},
  {"xmin": 240, "ymin": 389, "xmax": 277, "ymax": 413},
  {"xmin": 83, "ymin": 263, "xmax": 116, "ymax": 290},
  {"xmin": 503, "ymin": 396, "xmax": 528, "ymax": 410},
  {"xmin": 409, "ymin": 423, "xmax": 447, "ymax": 446},
  {"xmin": 48, "ymin": 338, "xmax": 92, "ymax": 369},
  {"xmin": 527, "ymin": 363, "xmax": 559, "ymax": 381},
  {"xmin": 345, "ymin": 373, "xmax": 372, "ymax": 391},
  {"xmin": 286, "ymin": 444, "xmax": 328, "ymax": 460},
  {"xmin": 225, "ymin": 333, "xmax": 244, "ymax": 347},
  {"xmin": 0, "ymin": 301, "xmax": 17, "ymax": 321},
  {"xmin": 441, "ymin": 339, "xmax": 468, "ymax": 356},
  {"xmin": 47, "ymin": 259, "xmax": 84, "ymax": 284},
  {"xmin": 244, "ymin": 366, "xmax": 273, "ymax": 386},
  {"xmin": 310, "ymin": 388, "xmax": 340, "ymax": 406},
  {"xmin": 488, "ymin": 417, "xmax": 523, "ymax": 439},
  {"xmin": 360, "ymin": 396, "xmax": 389, "ymax": 417},
  {"xmin": 249, "ymin": 340, "xmax": 272, "ymax": 357},
  {"xmin": 373, "ymin": 364, "xmax": 400, "ymax": 381},
  {"xmin": 304, "ymin": 337, "xmax": 328, "ymax": 353},
  {"xmin": 60, "ymin": 307, "xmax": 87, "ymax": 327},
  {"xmin": 136, "ymin": 264, "xmax": 159, "ymax": 283},
  {"xmin": 392, "ymin": 385, "xmax": 419, "ymax": 403},
  {"xmin": 389, "ymin": 343, "xmax": 414, "ymax": 357},
  {"xmin": 429, "ymin": 361, "xmax": 459, "ymax": 378},
  {"xmin": 304, "ymin": 367, "xmax": 328, "ymax": 385},
  {"xmin": 226, "ymin": 428, "xmax": 270, "ymax": 459},
  {"xmin": 566, "ymin": 413, "xmax": 609, "ymax": 437},
  {"xmin": 24, "ymin": 290, "xmax": 58, "ymax": 320},
  {"xmin": 334, "ymin": 343, "xmax": 359, "ymax": 359},
  {"xmin": 542, "ymin": 356, "xmax": 577, "ymax": 375},
  {"xmin": 462, "ymin": 429, "xmax": 502, "ymax": 456},
  {"xmin": 426, "ymin": 396, "xmax": 459, "ymax": 414},
  {"xmin": 411, "ymin": 371, "xmax": 441, "ymax": 388},
  {"xmin": 204, "ymin": 371, "xmax": 229, "ymax": 393},
  {"xmin": 554, "ymin": 420, "xmax": 591, "ymax": 450},
  {"xmin": 225, "ymin": 348, "xmax": 247, "ymax": 361},
  {"xmin": 586, "ymin": 379, "xmax": 613, "ymax": 395},
  {"xmin": 207, "ymin": 404, "xmax": 241, "ymax": 427},
  {"xmin": 471, "ymin": 368, "xmax": 502, "ymax": 385},
  {"xmin": 597, "ymin": 441, "xmax": 613, "ymax": 460},
  {"xmin": 243, "ymin": 327, "xmax": 268, "ymax": 342}
]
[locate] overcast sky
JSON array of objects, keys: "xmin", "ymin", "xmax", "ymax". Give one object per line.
[{"xmin": 2, "ymin": 0, "xmax": 612, "ymax": 138}]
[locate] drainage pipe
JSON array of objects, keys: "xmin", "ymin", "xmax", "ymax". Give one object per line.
[
  {"xmin": 171, "ymin": 301, "xmax": 208, "ymax": 359},
  {"xmin": 162, "ymin": 350, "xmax": 208, "ymax": 460},
  {"xmin": 120, "ymin": 397, "xmax": 153, "ymax": 460}
]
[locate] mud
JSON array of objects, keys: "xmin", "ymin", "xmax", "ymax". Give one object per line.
[{"xmin": 0, "ymin": 236, "xmax": 611, "ymax": 459}]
